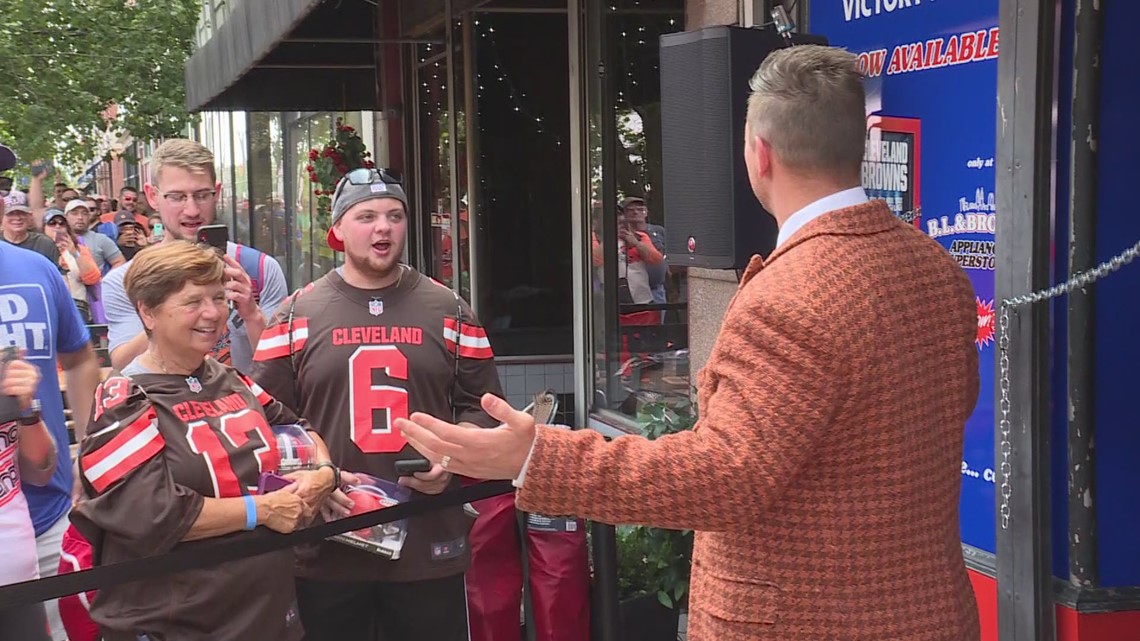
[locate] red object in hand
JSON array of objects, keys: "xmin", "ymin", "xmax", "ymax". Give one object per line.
[{"xmin": 345, "ymin": 487, "xmax": 384, "ymax": 537}]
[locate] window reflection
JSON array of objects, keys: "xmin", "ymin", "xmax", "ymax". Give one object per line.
[
  {"xmin": 232, "ymin": 113, "xmax": 250, "ymax": 246},
  {"xmin": 589, "ymin": 0, "xmax": 691, "ymax": 428},
  {"xmin": 417, "ymin": 39, "xmax": 469, "ymax": 298},
  {"xmin": 288, "ymin": 118, "xmax": 311, "ymax": 286},
  {"xmin": 249, "ymin": 112, "xmax": 285, "ymax": 275},
  {"xmin": 471, "ymin": 10, "xmax": 572, "ymax": 356}
]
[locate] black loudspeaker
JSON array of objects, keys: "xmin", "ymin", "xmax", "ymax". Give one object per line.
[{"xmin": 660, "ymin": 26, "xmax": 827, "ymax": 269}]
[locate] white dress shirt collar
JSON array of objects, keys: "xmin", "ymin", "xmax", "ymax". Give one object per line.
[{"xmin": 775, "ymin": 186, "xmax": 870, "ymax": 248}]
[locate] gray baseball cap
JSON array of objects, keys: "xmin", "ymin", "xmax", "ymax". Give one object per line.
[{"xmin": 327, "ymin": 168, "xmax": 407, "ymax": 251}]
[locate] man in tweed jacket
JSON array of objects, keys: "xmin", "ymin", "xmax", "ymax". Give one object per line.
[{"xmin": 397, "ymin": 45, "xmax": 982, "ymax": 641}]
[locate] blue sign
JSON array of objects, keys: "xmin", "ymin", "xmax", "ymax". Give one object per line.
[{"xmin": 811, "ymin": 0, "xmax": 1000, "ymax": 553}]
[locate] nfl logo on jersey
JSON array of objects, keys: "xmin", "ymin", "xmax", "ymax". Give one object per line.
[
  {"xmin": 186, "ymin": 376, "xmax": 203, "ymax": 393},
  {"xmin": 369, "ymin": 299, "xmax": 384, "ymax": 316}
]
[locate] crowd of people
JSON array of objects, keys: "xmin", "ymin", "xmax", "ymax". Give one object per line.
[
  {"xmin": 0, "ymin": 136, "xmax": 506, "ymax": 641},
  {"xmin": 0, "ymin": 44, "xmax": 982, "ymax": 641}
]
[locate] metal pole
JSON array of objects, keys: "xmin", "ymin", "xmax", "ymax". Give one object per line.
[
  {"xmin": 445, "ymin": 0, "xmax": 461, "ymax": 294},
  {"xmin": 463, "ymin": 14, "xmax": 481, "ymax": 317},
  {"xmin": 599, "ymin": 5, "xmax": 621, "ymax": 413},
  {"xmin": 994, "ymin": 0, "xmax": 1058, "ymax": 639},
  {"xmin": 591, "ymin": 521, "xmax": 621, "ymax": 641},
  {"xmin": 1067, "ymin": 0, "xmax": 1102, "ymax": 590}
]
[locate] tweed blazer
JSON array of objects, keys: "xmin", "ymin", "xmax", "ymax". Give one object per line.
[{"xmin": 516, "ymin": 200, "xmax": 982, "ymax": 641}]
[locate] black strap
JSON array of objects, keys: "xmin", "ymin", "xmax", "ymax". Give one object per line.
[
  {"xmin": 0, "ymin": 480, "xmax": 515, "ymax": 609},
  {"xmin": 286, "ymin": 292, "xmax": 300, "ymax": 408},
  {"xmin": 449, "ymin": 287, "xmax": 462, "ymax": 423}
]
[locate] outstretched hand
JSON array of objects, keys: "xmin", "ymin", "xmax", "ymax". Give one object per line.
[{"xmin": 395, "ymin": 394, "xmax": 536, "ymax": 481}]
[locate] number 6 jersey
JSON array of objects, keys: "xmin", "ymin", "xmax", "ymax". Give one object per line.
[{"xmin": 250, "ymin": 265, "xmax": 504, "ymax": 583}]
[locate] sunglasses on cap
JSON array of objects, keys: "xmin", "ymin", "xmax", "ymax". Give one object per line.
[{"xmin": 334, "ymin": 167, "xmax": 403, "ymax": 196}]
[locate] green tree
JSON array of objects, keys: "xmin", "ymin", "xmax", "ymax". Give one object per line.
[{"xmin": 0, "ymin": 0, "xmax": 200, "ymax": 169}]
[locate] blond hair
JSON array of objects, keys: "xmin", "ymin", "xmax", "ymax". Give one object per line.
[
  {"xmin": 124, "ymin": 241, "xmax": 225, "ymax": 313},
  {"xmin": 149, "ymin": 138, "xmax": 217, "ymax": 185},
  {"xmin": 746, "ymin": 45, "xmax": 866, "ymax": 177}
]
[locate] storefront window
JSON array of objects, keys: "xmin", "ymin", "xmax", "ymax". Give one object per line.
[
  {"xmin": 469, "ymin": 8, "xmax": 573, "ymax": 356},
  {"xmin": 232, "ymin": 113, "xmax": 250, "ymax": 245},
  {"xmin": 213, "ymin": 112, "xmax": 235, "ymax": 231},
  {"xmin": 248, "ymin": 112, "xmax": 285, "ymax": 273},
  {"xmin": 416, "ymin": 39, "xmax": 464, "ymax": 296},
  {"xmin": 307, "ymin": 114, "xmax": 337, "ymax": 282},
  {"xmin": 587, "ymin": 0, "xmax": 690, "ymax": 428},
  {"xmin": 288, "ymin": 116, "xmax": 313, "ymax": 286}
]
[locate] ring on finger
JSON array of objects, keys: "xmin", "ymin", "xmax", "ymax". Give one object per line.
[{"xmin": 441, "ymin": 455, "xmax": 451, "ymax": 470}]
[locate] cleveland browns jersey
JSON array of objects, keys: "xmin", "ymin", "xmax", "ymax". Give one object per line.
[
  {"xmin": 72, "ymin": 358, "xmax": 304, "ymax": 641},
  {"xmin": 250, "ymin": 266, "xmax": 503, "ymax": 583}
]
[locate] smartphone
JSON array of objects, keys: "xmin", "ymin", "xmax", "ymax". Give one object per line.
[
  {"xmin": 30, "ymin": 161, "xmax": 51, "ymax": 178},
  {"xmin": 394, "ymin": 458, "xmax": 433, "ymax": 476},
  {"xmin": 197, "ymin": 223, "xmax": 228, "ymax": 254},
  {"xmin": 257, "ymin": 472, "xmax": 295, "ymax": 494},
  {"xmin": 152, "ymin": 222, "xmax": 164, "ymax": 240}
]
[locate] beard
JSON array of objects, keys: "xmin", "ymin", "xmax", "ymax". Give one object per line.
[{"xmin": 344, "ymin": 237, "xmax": 406, "ymax": 285}]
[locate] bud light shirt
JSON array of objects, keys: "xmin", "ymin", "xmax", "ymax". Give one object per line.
[{"xmin": 0, "ymin": 244, "xmax": 92, "ymax": 535}]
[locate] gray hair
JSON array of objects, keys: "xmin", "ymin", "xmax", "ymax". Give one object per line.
[{"xmin": 746, "ymin": 45, "xmax": 866, "ymax": 176}]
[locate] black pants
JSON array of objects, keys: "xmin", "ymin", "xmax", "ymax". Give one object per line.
[
  {"xmin": 296, "ymin": 574, "xmax": 469, "ymax": 641},
  {"xmin": 0, "ymin": 603, "xmax": 50, "ymax": 641}
]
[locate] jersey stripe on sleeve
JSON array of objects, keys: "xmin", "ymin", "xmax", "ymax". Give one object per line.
[
  {"xmin": 82, "ymin": 409, "xmax": 163, "ymax": 493},
  {"xmin": 443, "ymin": 318, "xmax": 495, "ymax": 359},
  {"xmin": 253, "ymin": 317, "xmax": 309, "ymax": 362},
  {"xmin": 238, "ymin": 373, "xmax": 274, "ymax": 406}
]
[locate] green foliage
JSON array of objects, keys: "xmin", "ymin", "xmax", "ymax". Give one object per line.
[
  {"xmin": 0, "ymin": 0, "xmax": 201, "ymax": 168},
  {"xmin": 616, "ymin": 394, "xmax": 698, "ymax": 609}
]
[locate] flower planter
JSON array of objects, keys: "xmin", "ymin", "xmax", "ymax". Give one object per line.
[{"xmin": 617, "ymin": 594, "xmax": 681, "ymax": 641}]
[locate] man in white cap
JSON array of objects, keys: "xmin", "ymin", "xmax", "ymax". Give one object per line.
[
  {"xmin": 3, "ymin": 191, "xmax": 60, "ymax": 265},
  {"xmin": 63, "ymin": 198, "xmax": 123, "ymax": 274}
]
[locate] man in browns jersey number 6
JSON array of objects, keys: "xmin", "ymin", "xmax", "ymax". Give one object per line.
[{"xmin": 250, "ymin": 167, "xmax": 504, "ymax": 641}]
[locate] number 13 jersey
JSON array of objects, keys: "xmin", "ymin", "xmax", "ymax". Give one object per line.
[{"xmin": 250, "ymin": 266, "xmax": 503, "ymax": 583}]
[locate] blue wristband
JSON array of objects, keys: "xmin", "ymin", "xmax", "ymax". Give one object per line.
[{"xmin": 243, "ymin": 494, "xmax": 257, "ymax": 531}]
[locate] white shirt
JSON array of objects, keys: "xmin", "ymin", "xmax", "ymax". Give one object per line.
[
  {"xmin": 776, "ymin": 187, "xmax": 870, "ymax": 248},
  {"xmin": 0, "ymin": 421, "xmax": 41, "ymax": 586}
]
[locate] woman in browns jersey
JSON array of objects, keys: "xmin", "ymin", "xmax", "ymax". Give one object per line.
[{"xmin": 72, "ymin": 242, "xmax": 338, "ymax": 641}]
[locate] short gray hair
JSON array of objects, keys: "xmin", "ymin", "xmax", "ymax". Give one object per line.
[{"xmin": 746, "ymin": 45, "xmax": 866, "ymax": 176}]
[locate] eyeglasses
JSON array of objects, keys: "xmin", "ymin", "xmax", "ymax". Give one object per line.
[
  {"xmin": 46, "ymin": 219, "xmax": 67, "ymax": 227},
  {"xmin": 158, "ymin": 189, "xmax": 217, "ymax": 206},
  {"xmin": 333, "ymin": 167, "xmax": 404, "ymax": 201}
]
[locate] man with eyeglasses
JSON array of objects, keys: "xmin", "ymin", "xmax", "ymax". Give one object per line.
[
  {"xmin": 100, "ymin": 138, "xmax": 287, "ymax": 373},
  {"xmin": 249, "ymin": 167, "xmax": 503, "ymax": 641}
]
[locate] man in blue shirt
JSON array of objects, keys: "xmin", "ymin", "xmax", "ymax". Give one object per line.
[
  {"xmin": 0, "ymin": 240, "xmax": 101, "ymax": 640},
  {"xmin": 102, "ymin": 138, "xmax": 286, "ymax": 373}
]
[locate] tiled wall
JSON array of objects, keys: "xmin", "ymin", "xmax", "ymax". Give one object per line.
[{"xmin": 497, "ymin": 360, "xmax": 575, "ymax": 412}]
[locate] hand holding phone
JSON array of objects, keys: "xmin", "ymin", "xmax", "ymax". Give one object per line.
[
  {"xmin": 258, "ymin": 472, "xmax": 295, "ymax": 494},
  {"xmin": 394, "ymin": 458, "xmax": 432, "ymax": 476},
  {"xmin": 197, "ymin": 223, "xmax": 228, "ymax": 254}
]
